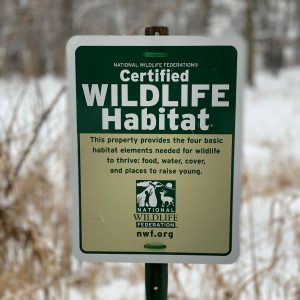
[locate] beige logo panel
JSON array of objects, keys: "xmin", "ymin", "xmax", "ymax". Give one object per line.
[{"xmin": 80, "ymin": 133, "xmax": 232, "ymax": 254}]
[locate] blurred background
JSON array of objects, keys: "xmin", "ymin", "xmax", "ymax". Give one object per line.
[{"xmin": 0, "ymin": 0, "xmax": 299, "ymax": 299}]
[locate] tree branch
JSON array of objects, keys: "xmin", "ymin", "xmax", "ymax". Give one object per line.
[{"xmin": 4, "ymin": 85, "xmax": 66, "ymax": 196}]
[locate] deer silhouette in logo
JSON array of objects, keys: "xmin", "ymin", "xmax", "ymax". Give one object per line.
[
  {"xmin": 136, "ymin": 180, "xmax": 175, "ymax": 208},
  {"xmin": 159, "ymin": 190, "xmax": 174, "ymax": 207}
]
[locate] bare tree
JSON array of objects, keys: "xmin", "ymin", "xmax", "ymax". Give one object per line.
[
  {"xmin": 244, "ymin": 0, "xmax": 255, "ymax": 85},
  {"xmin": 53, "ymin": 0, "xmax": 74, "ymax": 74},
  {"xmin": 294, "ymin": 0, "xmax": 300, "ymax": 64}
]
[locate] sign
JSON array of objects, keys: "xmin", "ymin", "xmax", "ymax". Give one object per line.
[{"xmin": 67, "ymin": 36, "xmax": 244, "ymax": 263}]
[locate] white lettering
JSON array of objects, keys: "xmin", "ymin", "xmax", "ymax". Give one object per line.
[
  {"xmin": 212, "ymin": 84, "xmax": 230, "ymax": 107},
  {"xmin": 82, "ymin": 84, "xmax": 108, "ymax": 106}
]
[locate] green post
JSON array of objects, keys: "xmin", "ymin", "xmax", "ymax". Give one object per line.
[{"xmin": 145, "ymin": 263, "xmax": 168, "ymax": 300}]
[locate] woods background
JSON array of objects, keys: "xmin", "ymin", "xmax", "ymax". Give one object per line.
[
  {"xmin": 0, "ymin": 0, "xmax": 300, "ymax": 299},
  {"xmin": 1, "ymin": 0, "xmax": 300, "ymax": 80}
]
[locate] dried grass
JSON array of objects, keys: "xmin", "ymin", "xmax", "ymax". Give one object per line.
[
  {"xmin": 0, "ymin": 81, "xmax": 71, "ymax": 299},
  {"xmin": 243, "ymin": 140, "xmax": 300, "ymax": 201},
  {"xmin": 0, "ymin": 79, "xmax": 299, "ymax": 299}
]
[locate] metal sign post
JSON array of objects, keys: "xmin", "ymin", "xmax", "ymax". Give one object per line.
[
  {"xmin": 144, "ymin": 26, "xmax": 169, "ymax": 300},
  {"xmin": 145, "ymin": 263, "xmax": 168, "ymax": 300}
]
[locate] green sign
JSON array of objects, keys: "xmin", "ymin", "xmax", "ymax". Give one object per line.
[{"xmin": 67, "ymin": 36, "xmax": 244, "ymax": 263}]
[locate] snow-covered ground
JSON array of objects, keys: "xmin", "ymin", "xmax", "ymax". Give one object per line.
[
  {"xmin": 1, "ymin": 67, "xmax": 299, "ymax": 299},
  {"xmin": 244, "ymin": 68, "xmax": 300, "ymax": 177}
]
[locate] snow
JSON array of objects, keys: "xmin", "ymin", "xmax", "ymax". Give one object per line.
[
  {"xmin": 244, "ymin": 68, "xmax": 300, "ymax": 147},
  {"xmin": 0, "ymin": 74, "xmax": 67, "ymax": 188},
  {"xmin": 243, "ymin": 68, "xmax": 300, "ymax": 178},
  {"xmin": 1, "ymin": 67, "xmax": 299, "ymax": 299}
]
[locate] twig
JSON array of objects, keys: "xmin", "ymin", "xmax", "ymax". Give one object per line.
[
  {"xmin": 5, "ymin": 85, "xmax": 28, "ymax": 149},
  {"xmin": 4, "ymin": 85, "xmax": 66, "ymax": 196},
  {"xmin": 247, "ymin": 198, "xmax": 260, "ymax": 299},
  {"xmin": 233, "ymin": 213, "xmax": 284, "ymax": 299}
]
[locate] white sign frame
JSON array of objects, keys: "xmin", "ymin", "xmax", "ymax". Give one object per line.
[{"xmin": 67, "ymin": 35, "xmax": 245, "ymax": 264}]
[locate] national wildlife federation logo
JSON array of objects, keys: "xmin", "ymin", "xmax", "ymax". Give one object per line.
[{"xmin": 136, "ymin": 180, "xmax": 176, "ymax": 213}]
